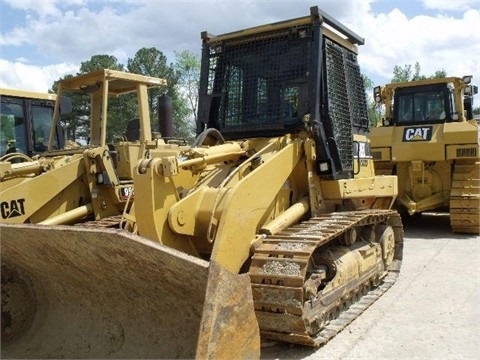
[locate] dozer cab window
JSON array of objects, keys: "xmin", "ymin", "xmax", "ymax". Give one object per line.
[
  {"xmin": 394, "ymin": 86, "xmax": 449, "ymax": 125},
  {"xmin": 31, "ymin": 104, "xmax": 57, "ymax": 152},
  {"xmin": 0, "ymin": 102, "xmax": 26, "ymax": 156},
  {"xmin": 199, "ymin": 27, "xmax": 311, "ymax": 139}
]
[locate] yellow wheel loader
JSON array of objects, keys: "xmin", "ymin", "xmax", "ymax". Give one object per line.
[
  {"xmin": 1, "ymin": 7, "xmax": 404, "ymax": 359},
  {"xmin": 370, "ymin": 76, "xmax": 479, "ymax": 234}
]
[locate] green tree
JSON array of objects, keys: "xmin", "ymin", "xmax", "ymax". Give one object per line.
[
  {"xmin": 391, "ymin": 62, "xmax": 421, "ymax": 83},
  {"xmin": 174, "ymin": 50, "xmax": 201, "ymax": 125},
  {"xmin": 473, "ymin": 106, "xmax": 480, "ymax": 117},
  {"xmin": 432, "ymin": 69, "xmax": 448, "ymax": 79},
  {"xmin": 363, "ymin": 74, "xmax": 380, "ymax": 127},
  {"xmin": 52, "ymin": 55, "xmax": 127, "ymax": 143},
  {"xmin": 391, "ymin": 62, "xmax": 447, "ymax": 83},
  {"xmin": 127, "ymin": 47, "xmax": 194, "ymax": 141},
  {"xmin": 79, "ymin": 55, "xmax": 131, "ymax": 142},
  {"xmin": 79, "ymin": 55, "xmax": 124, "ymax": 73}
]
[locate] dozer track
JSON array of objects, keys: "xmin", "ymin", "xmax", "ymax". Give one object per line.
[
  {"xmin": 450, "ymin": 160, "xmax": 480, "ymax": 234},
  {"xmin": 249, "ymin": 210, "xmax": 403, "ymax": 347}
]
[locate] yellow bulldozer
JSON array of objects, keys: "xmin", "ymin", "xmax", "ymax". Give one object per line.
[
  {"xmin": 1, "ymin": 7, "xmax": 404, "ymax": 359},
  {"xmin": 370, "ymin": 76, "xmax": 479, "ymax": 234}
]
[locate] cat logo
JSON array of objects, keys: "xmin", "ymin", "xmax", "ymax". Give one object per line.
[
  {"xmin": 403, "ymin": 126, "xmax": 433, "ymax": 142},
  {"xmin": 1, "ymin": 198, "xmax": 26, "ymax": 219}
]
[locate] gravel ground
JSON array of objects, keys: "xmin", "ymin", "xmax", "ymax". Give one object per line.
[{"xmin": 261, "ymin": 213, "xmax": 480, "ymax": 360}]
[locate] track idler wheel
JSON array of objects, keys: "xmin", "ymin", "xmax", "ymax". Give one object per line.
[{"xmin": 375, "ymin": 224, "xmax": 395, "ymax": 267}]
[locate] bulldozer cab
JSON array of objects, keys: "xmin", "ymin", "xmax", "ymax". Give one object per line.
[
  {"xmin": 394, "ymin": 85, "xmax": 448, "ymax": 124},
  {"xmin": 197, "ymin": 6, "xmax": 369, "ymax": 180},
  {"xmin": 374, "ymin": 76, "xmax": 479, "ymax": 127}
]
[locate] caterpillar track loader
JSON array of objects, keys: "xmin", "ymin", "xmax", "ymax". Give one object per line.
[
  {"xmin": 370, "ymin": 76, "xmax": 479, "ymax": 234},
  {"xmin": 1, "ymin": 7, "xmax": 404, "ymax": 359},
  {"xmin": 0, "ymin": 88, "xmax": 70, "ymax": 160}
]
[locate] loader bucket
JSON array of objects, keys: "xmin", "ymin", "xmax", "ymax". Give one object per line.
[{"xmin": 0, "ymin": 224, "xmax": 259, "ymax": 359}]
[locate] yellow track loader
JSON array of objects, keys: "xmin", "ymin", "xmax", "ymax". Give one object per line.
[
  {"xmin": 370, "ymin": 76, "xmax": 479, "ymax": 234},
  {"xmin": 1, "ymin": 7, "xmax": 404, "ymax": 359}
]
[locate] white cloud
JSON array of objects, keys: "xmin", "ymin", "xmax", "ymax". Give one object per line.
[
  {"xmin": 2, "ymin": 1, "xmax": 375, "ymax": 64},
  {"xmin": 3, "ymin": 0, "xmax": 62, "ymax": 18},
  {"xmin": 354, "ymin": 8, "xmax": 480, "ymax": 85},
  {"xmin": 0, "ymin": 26, "xmax": 29, "ymax": 46},
  {"xmin": 0, "ymin": 59, "xmax": 78, "ymax": 92},
  {"xmin": 422, "ymin": 0, "xmax": 479, "ymax": 11}
]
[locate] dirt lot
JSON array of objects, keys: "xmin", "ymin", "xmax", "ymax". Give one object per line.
[{"xmin": 261, "ymin": 213, "xmax": 480, "ymax": 360}]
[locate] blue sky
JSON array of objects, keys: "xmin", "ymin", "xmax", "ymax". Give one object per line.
[{"xmin": 1, "ymin": 0, "xmax": 479, "ymax": 94}]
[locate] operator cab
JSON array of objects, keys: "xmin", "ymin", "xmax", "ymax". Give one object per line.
[
  {"xmin": 197, "ymin": 7, "xmax": 370, "ymax": 180},
  {"xmin": 0, "ymin": 89, "xmax": 70, "ymax": 158},
  {"xmin": 393, "ymin": 84, "xmax": 452, "ymax": 125}
]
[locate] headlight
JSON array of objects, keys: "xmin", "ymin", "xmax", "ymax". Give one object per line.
[
  {"xmin": 462, "ymin": 75, "xmax": 472, "ymax": 84},
  {"xmin": 373, "ymin": 86, "xmax": 382, "ymax": 104}
]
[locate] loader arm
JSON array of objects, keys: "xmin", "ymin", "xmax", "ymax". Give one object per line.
[
  {"xmin": 0, "ymin": 156, "xmax": 87, "ymax": 223},
  {"xmin": 133, "ymin": 136, "xmax": 305, "ymax": 271},
  {"xmin": 209, "ymin": 138, "xmax": 304, "ymax": 273}
]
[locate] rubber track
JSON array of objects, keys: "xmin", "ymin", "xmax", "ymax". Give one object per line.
[{"xmin": 249, "ymin": 209, "xmax": 403, "ymax": 347}]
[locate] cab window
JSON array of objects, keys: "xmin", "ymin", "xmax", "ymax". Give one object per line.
[
  {"xmin": 32, "ymin": 105, "xmax": 56, "ymax": 152},
  {"xmin": 396, "ymin": 90, "xmax": 446, "ymax": 125},
  {"xmin": 0, "ymin": 103, "xmax": 25, "ymax": 156}
]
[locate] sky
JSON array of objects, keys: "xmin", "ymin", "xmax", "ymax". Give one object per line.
[{"xmin": 1, "ymin": 0, "xmax": 479, "ymax": 97}]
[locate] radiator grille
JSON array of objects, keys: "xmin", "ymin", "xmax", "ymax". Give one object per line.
[
  {"xmin": 456, "ymin": 147, "xmax": 477, "ymax": 158},
  {"xmin": 323, "ymin": 39, "xmax": 369, "ymax": 173}
]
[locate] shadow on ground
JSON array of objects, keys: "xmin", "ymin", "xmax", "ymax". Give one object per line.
[{"xmin": 401, "ymin": 211, "xmax": 475, "ymax": 240}]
